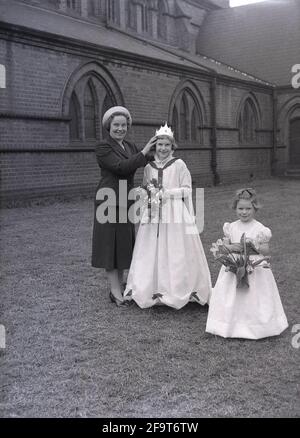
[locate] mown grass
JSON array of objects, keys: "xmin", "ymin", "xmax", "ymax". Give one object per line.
[{"xmin": 0, "ymin": 178, "xmax": 299, "ymax": 418}]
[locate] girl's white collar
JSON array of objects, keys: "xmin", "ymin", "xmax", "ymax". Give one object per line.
[{"xmin": 154, "ymin": 153, "xmax": 174, "ymax": 167}]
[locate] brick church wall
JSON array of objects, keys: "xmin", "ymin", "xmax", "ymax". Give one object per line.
[
  {"xmin": 0, "ymin": 28, "xmax": 275, "ymax": 205},
  {"xmin": 215, "ymin": 82, "xmax": 274, "ymax": 183}
]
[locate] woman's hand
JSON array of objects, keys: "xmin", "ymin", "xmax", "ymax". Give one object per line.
[{"xmin": 141, "ymin": 136, "xmax": 157, "ymax": 156}]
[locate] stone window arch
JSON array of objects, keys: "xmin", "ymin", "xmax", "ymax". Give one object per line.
[
  {"xmin": 237, "ymin": 95, "xmax": 261, "ymax": 145},
  {"xmin": 170, "ymin": 82, "xmax": 205, "ymax": 146},
  {"xmin": 62, "ymin": 62, "xmax": 124, "ymax": 144}
]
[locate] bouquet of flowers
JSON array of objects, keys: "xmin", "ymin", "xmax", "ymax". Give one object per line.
[
  {"xmin": 136, "ymin": 178, "xmax": 163, "ymax": 224},
  {"xmin": 210, "ymin": 233, "xmax": 271, "ymax": 289}
]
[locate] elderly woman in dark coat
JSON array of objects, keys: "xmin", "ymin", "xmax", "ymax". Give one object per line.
[{"xmin": 92, "ymin": 106, "xmax": 156, "ymax": 307}]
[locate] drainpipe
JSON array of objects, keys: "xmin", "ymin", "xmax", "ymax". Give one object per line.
[
  {"xmin": 271, "ymin": 88, "xmax": 278, "ymax": 175},
  {"xmin": 210, "ymin": 75, "xmax": 220, "ymax": 185}
]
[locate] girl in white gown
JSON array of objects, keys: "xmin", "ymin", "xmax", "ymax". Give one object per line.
[
  {"xmin": 206, "ymin": 188, "xmax": 288, "ymax": 339},
  {"xmin": 124, "ymin": 124, "xmax": 212, "ymax": 309}
]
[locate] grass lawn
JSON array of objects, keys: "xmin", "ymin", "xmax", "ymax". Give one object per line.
[{"xmin": 0, "ymin": 178, "xmax": 299, "ymax": 418}]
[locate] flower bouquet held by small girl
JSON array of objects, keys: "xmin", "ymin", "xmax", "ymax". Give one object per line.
[{"xmin": 210, "ymin": 233, "xmax": 271, "ymax": 289}]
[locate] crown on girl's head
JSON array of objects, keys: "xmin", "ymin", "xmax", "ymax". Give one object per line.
[{"xmin": 155, "ymin": 122, "xmax": 174, "ymax": 139}]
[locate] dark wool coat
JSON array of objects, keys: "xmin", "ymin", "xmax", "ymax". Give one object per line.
[{"xmin": 91, "ymin": 135, "xmax": 149, "ymax": 270}]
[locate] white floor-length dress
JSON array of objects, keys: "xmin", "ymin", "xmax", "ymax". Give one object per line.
[
  {"xmin": 206, "ymin": 220, "xmax": 288, "ymax": 339},
  {"xmin": 124, "ymin": 156, "xmax": 212, "ymax": 309}
]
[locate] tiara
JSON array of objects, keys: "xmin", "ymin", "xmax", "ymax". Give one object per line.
[{"xmin": 155, "ymin": 122, "xmax": 174, "ymax": 139}]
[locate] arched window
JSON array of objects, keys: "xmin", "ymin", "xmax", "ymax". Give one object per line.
[
  {"xmin": 68, "ymin": 80, "xmax": 117, "ymax": 143},
  {"xmin": 238, "ymin": 98, "xmax": 258, "ymax": 144},
  {"xmin": 63, "ymin": 62, "xmax": 123, "ymax": 144},
  {"xmin": 84, "ymin": 81, "xmax": 97, "ymax": 140},
  {"xmin": 68, "ymin": 78, "xmax": 118, "ymax": 143},
  {"xmin": 171, "ymin": 88, "xmax": 203, "ymax": 144},
  {"xmin": 69, "ymin": 92, "xmax": 80, "ymax": 140},
  {"xmin": 157, "ymin": 0, "xmax": 167, "ymax": 40}
]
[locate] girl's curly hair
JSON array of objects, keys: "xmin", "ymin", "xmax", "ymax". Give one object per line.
[{"xmin": 231, "ymin": 188, "xmax": 262, "ymax": 211}]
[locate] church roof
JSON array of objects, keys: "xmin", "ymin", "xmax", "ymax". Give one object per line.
[
  {"xmin": 148, "ymin": 40, "xmax": 271, "ymax": 85},
  {"xmin": 0, "ymin": 0, "xmax": 270, "ymax": 86},
  {"xmin": 184, "ymin": 0, "xmax": 229, "ymax": 10},
  {"xmin": 0, "ymin": 1, "xmax": 206, "ymax": 70},
  {"xmin": 196, "ymin": 0, "xmax": 300, "ymax": 86}
]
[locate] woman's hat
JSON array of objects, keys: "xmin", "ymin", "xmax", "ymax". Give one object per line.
[{"xmin": 102, "ymin": 106, "xmax": 132, "ymax": 128}]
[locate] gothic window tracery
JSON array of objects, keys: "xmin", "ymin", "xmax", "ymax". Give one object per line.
[
  {"xmin": 172, "ymin": 88, "xmax": 203, "ymax": 144},
  {"xmin": 238, "ymin": 97, "xmax": 259, "ymax": 144}
]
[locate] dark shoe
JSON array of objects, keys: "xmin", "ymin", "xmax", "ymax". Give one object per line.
[{"xmin": 109, "ymin": 291, "xmax": 130, "ymax": 308}]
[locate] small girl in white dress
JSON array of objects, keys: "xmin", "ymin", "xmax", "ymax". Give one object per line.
[
  {"xmin": 206, "ymin": 188, "xmax": 288, "ymax": 339},
  {"xmin": 124, "ymin": 124, "xmax": 212, "ymax": 309}
]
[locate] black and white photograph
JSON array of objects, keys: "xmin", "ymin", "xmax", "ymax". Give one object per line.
[{"xmin": 0, "ymin": 0, "xmax": 299, "ymax": 421}]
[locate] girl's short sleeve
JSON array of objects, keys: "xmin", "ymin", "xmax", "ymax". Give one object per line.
[
  {"xmin": 255, "ymin": 227, "xmax": 272, "ymax": 244},
  {"xmin": 223, "ymin": 222, "xmax": 231, "ymax": 238}
]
